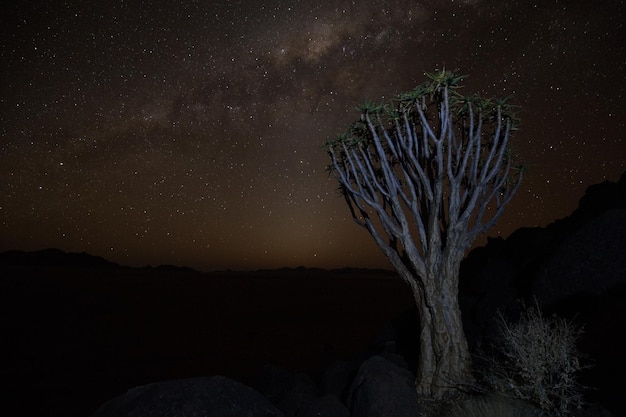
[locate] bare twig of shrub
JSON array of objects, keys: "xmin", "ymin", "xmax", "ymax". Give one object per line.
[{"xmin": 443, "ymin": 393, "xmax": 543, "ymax": 417}]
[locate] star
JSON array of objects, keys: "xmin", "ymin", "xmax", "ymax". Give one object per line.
[{"xmin": 0, "ymin": 0, "xmax": 624, "ymax": 270}]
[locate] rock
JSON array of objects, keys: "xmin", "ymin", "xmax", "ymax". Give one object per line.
[
  {"xmin": 575, "ymin": 286, "xmax": 626, "ymax": 417},
  {"xmin": 318, "ymin": 360, "xmax": 354, "ymax": 399},
  {"xmin": 459, "ymin": 255, "xmax": 521, "ymax": 350},
  {"xmin": 250, "ymin": 364, "xmax": 319, "ymax": 417},
  {"xmin": 453, "ymin": 173, "xmax": 626, "ymax": 415},
  {"xmin": 347, "ymin": 355, "xmax": 420, "ymax": 417},
  {"xmin": 443, "ymin": 393, "xmax": 541, "ymax": 417},
  {"xmin": 251, "ymin": 364, "xmax": 298, "ymax": 405},
  {"xmin": 457, "ymin": 174, "xmax": 626, "ymax": 351},
  {"xmin": 91, "ymin": 376, "xmax": 284, "ymax": 417},
  {"xmin": 276, "ymin": 373, "xmax": 319, "ymax": 417},
  {"xmin": 576, "ymin": 173, "xmax": 626, "ymax": 220},
  {"xmin": 533, "ymin": 209, "xmax": 626, "ymax": 308},
  {"xmin": 369, "ymin": 320, "xmax": 398, "ymax": 354},
  {"xmin": 467, "ymin": 286, "xmax": 520, "ymax": 350},
  {"xmin": 571, "ymin": 402, "xmax": 617, "ymax": 417},
  {"xmin": 296, "ymin": 394, "xmax": 350, "ymax": 417},
  {"xmin": 377, "ymin": 308, "xmax": 421, "ymax": 376}
]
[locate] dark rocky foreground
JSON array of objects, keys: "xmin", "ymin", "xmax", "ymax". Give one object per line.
[
  {"xmin": 0, "ymin": 265, "xmax": 415, "ymax": 417},
  {"xmin": 2, "ymin": 172, "xmax": 625, "ymax": 417}
]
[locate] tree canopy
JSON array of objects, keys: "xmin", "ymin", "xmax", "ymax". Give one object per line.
[
  {"xmin": 325, "ymin": 69, "xmax": 524, "ymax": 280},
  {"xmin": 324, "ymin": 69, "xmax": 524, "ymax": 397}
]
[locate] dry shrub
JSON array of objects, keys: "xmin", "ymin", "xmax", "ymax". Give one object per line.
[
  {"xmin": 482, "ymin": 302, "xmax": 586, "ymax": 416},
  {"xmin": 443, "ymin": 393, "xmax": 542, "ymax": 417}
]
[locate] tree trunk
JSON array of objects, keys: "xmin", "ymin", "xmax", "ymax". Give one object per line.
[{"xmin": 411, "ymin": 256, "xmax": 474, "ymax": 399}]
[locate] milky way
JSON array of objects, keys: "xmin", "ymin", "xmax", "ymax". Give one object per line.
[{"xmin": 1, "ymin": 0, "xmax": 624, "ymax": 270}]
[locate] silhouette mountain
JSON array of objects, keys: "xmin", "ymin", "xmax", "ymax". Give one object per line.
[
  {"xmin": 0, "ymin": 248, "xmax": 122, "ymax": 270},
  {"xmin": 1, "ymin": 172, "xmax": 624, "ymax": 417},
  {"xmin": 464, "ymin": 171, "xmax": 624, "ymax": 282},
  {"xmin": 2, "ymin": 171, "xmax": 624, "ymax": 277},
  {"xmin": 460, "ymin": 170, "xmax": 626, "ymax": 318}
]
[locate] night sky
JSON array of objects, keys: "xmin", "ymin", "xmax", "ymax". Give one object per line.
[{"xmin": 1, "ymin": 0, "xmax": 624, "ymax": 271}]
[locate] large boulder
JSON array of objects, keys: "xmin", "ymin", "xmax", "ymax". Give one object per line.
[
  {"xmin": 347, "ymin": 355, "xmax": 420, "ymax": 417},
  {"xmin": 249, "ymin": 364, "xmax": 319, "ymax": 417},
  {"xmin": 250, "ymin": 364, "xmax": 299, "ymax": 406},
  {"xmin": 91, "ymin": 376, "xmax": 284, "ymax": 417},
  {"xmin": 318, "ymin": 359, "xmax": 354, "ymax": 400},
  {"xmin": 275, "ymin": 374, "xmax": 319, "ymax": 417},
  {"xmin": 295, "ymin": 394, "xmax": 350, "ymax": 417},
  {"xmin": 457, "ymin": 175, "xmax": 626, "ymax": 351},
  {"xmin": 533, "ymin": 209, "xmax": 626, "ymax": 308},
  {"xmin": 459, "ymin": 255, "xmax": 521, "ymax": 350}
]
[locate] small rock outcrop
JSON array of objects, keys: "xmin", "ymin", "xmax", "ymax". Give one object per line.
[
  {"xmin": 249, "ymin": 364, "xmax": 319, "ymax": 417},
  {"xmin": 91, "ymin": 376, "xmax": 284, "ymax": 417},
  {"xmin": 533, "ymin": 209, "xmax": 626, "ymax": 307},
  {"xmin": 459, "ymin": 173, "xmax": 626, "ymax": 345},
  {"xmin": 347, "ymin": 355, "xmax": 420, "ymax": 417},
  {"xmin": 318, "ymin": 359, "xmax": 354, "ymax": 400},
  {"xmin": 295, "ymin": 394, "xmax": 350, "ymax": 417}
]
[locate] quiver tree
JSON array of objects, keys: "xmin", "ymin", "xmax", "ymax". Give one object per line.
[{"xmin": 325, "ymin": 70, "xmax": 524, "ymax": 398}]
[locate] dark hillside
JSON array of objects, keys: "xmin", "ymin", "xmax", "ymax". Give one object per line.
[
  {"xmin": 458, "ymin": 171, "xmax": 626, "ymax": 415},
  {"xmin": 0, "ymin": 265, "xmax": 413, "ymax": 417},
  {"xmin": 2, "ymin": 172, "xmax": 624, "ymax": 416},
  {"xmin": 0, "ymin": 248, "xmax": 122, "ymax": 269}
]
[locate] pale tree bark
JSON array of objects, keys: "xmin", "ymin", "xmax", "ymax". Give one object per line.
[{"xmin": 325, "ymin": 70, "xmax": 523, "ymax": 399}]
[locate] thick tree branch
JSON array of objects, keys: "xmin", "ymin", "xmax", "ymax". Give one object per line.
[{"xmin": 325, "ymin": 69, "xmax": 524, "ymax": 399}]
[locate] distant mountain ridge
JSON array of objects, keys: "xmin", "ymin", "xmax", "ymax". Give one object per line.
[
  {"xmin": 2, "ymin": 172, "xmax": 624, "ymax": 275},
  {"xmin": 0, "ymin": 248, "xmax": 123, "ymax": 270},
  {"xmin": 0, "ymin": 248, "xmax": 202, "ymax": 272},
  {"xmin": 0, "ymin": 247, "xmax": 396, "ymax": 275},
  {"xmin": 0, "ymin": 249, "xmax": 390, "ymax": 275}
]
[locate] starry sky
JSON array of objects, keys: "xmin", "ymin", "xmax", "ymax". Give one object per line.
[{"xmin": 1, "ymin": 0, "xmax": 624, "ymax": 271}]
